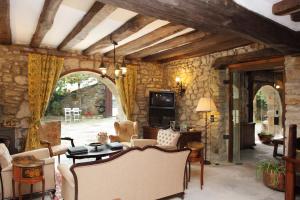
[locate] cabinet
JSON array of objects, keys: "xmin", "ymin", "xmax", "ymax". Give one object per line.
[
  {"xmin": 143, "ymin": 126, "xmax": 159, "ymax": 139},
  {"xmin": 240, "ymin": 122, "xmax": 255, "ymax": 149}
]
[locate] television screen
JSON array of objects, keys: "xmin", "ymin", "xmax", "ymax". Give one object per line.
[{"xmin": 149, "ymin": 91, "xmax": 175, "ymax": 108}]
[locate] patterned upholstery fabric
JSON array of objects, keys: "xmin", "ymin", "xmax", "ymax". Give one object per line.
[
  {"xmin": 0, "ymin": 143, "xmax": 12, "ymax": 169},
  {"xmin": 38, "ymin": 121, "xmax": 61, "ymax": 146},
  {"xmin": 157, "ymin": 128, "xmax": 180, "ymax": 147}
]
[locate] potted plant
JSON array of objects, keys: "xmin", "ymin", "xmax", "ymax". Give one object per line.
[
  {"xmin": 256, "ymin": 160, "xmax": 285, "ymax": 191},
  {"xmin": 258, "ymin": 132, "xmax": 274, "ymax": 144}
]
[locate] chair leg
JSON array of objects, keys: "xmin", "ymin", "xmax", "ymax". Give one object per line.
[
  {"xmin": 188, "ymin": 161, "xmax": 191, "ymax": 182},
  {"xmin": 58, "ymin": 155, "xmax": 60, "ymax": 163},
  {"xmin": 200, "ymin": 156, "xmax": 204, "ymax": 189}
]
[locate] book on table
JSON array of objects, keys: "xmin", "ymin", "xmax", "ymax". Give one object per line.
[{"xmin": 68, "ymin": 146, "xmax": 88, "ymax": 155}]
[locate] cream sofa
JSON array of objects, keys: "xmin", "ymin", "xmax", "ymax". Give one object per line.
[
  {"xmin": 0, "ymin": 144, "xmax": 56, "ymax": 199},
  {"xmin": 58, "ymin": 146, "xmax": 190, "ymax": 200}
]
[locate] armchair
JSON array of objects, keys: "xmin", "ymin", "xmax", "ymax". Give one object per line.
[
  {"xmin": 38, "ymin": 121, "xmax": 74, "ymax": 163},
  {"xmin": 132, "ymin": 128, "xmax": 180, "ymax": 150},
  {"xmin": 109, "ymin": 120, "xmax": 139, "ymax": 147},
  {"xmin": 0, "ymin": 144, "xmax": 55, "ymax": 199}
]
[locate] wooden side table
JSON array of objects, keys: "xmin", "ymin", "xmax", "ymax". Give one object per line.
[{"xmin": 12, "ymin": 155, "xmax": 45, "ymax": 200}]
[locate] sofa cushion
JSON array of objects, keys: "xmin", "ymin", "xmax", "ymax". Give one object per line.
[
  {"xmin": 0, "ymin": 143, "xmax": 12, "ymax": 169},
  {"xmin": 157, "ymin": 128, "xmax": 180, "ymax": 147}
]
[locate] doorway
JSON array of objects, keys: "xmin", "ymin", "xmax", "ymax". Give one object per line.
[{"xmin": 229, "ymin": 65, "xmax": 285, "ymax": 163}]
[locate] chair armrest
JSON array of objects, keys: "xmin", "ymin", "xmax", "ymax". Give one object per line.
[
  {"xmin": 131, "ymin": 135, "xmax": 139, "ymax": 140},
  {"xmin": 1, "ymin": 164, "xmax": 12, "ymax": 172},
  {"xmin": 58, "ymin": 164, "xmax": 75, "ymax": 187},
  {"xmin": 131, "ymin": 139, "xmax": 157, "ymax": 148},
  {"xmin": 40, "ymin": 140, "xmax": 54, "ymax": 157},
  {"xmin": 12, "ymin": 148, "xmax": 51, "ymax": 160},
  {"xmin": 61, "ymin": 137, "xmax": 75, "ymax": 147},
  {"xmin": 109, "ymin": 135, "xmax": 120, "ymax": 143}
]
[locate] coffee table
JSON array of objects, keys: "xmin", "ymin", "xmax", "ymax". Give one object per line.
[{"xmin": 65, "ymin": 144, "xmax": 123, "ymax": 164}]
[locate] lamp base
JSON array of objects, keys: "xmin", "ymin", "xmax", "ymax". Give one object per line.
[{"xmin": 204, "ymin": 160, "xmax": 211, "ymax": 165}]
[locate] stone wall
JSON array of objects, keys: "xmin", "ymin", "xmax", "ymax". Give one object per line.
[
  {"xmin": 285, "ymin": 56, "xmax": 300, "ymax": 140},
  {"xmin": 0, "ymin": 44, "xmax": 157, "ymax": 149},
  {"xmin": 161, "ymin": 43, "xmax": 265, "ymax": 161}
]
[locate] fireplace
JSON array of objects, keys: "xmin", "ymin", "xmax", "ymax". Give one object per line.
[{"xmin": 0, "ymin": 127, "xmax": 19, "ymax": 154}]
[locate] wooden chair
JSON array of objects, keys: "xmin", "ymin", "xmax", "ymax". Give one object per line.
[{"xmin": 38, "ymin": 121, "xmax": 74, "ymax": 163}]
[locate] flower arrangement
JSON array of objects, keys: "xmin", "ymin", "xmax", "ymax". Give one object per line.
[{"xmin": 97, "ymin": 132, "xmax": 108, "ymax": 144}]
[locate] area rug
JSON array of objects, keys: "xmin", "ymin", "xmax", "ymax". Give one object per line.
[{"xmin": 53, "ymin": 170, "xmax": 63, "ymax": 200}]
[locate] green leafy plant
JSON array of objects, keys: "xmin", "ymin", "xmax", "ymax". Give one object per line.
[{"xmin": 256, "ymin": 159, "xmax": 285, "ymax": 187}]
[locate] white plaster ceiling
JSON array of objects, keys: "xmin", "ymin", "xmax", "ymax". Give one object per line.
[{"xmin": 234, "ymin": 0, "xmax": 300, "ymax": 31}]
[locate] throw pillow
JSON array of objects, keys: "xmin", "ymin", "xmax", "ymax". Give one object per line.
[{"xmin": 157, "ymin": 128, "xmax": 180, "ymax": 147}]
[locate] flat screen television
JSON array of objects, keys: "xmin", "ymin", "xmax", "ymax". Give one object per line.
[{"xmin": 149, "ymin": 91, "xmax": 175, "ymax": 108}]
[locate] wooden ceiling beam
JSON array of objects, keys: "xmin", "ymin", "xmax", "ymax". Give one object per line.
[
  {"xmin": 104, "ymin": 23, "xmax": 186, "ymax": 57},
  {"xmin": 272, "ymin": 0, "xmax": 300, "ymax": 15},
  {"xmin": 58, "ymin": 3, "xmax": 116, "ymax": 50},
  {"xmin": 30, "ymin": 0, "xmax": 63, "ymax": 48},
  {"xmin": 83, "ymin": 15, "xmax": 156, "ymax": 55},
  {"xmin": 228, "ymin": 57, "xmax": 285, "ymax": 72},
  {"xmin": 159, "ymin": 37, "xmax": 251, "ymax": 63},
  {"xmin": 291, "ymin": 11, "xmax": 300, "ymax": 21},
  {"xmin": 126, "ymin": 30, "xmax": 208, "ymax": 59},
  {"xmin": 97, "ymin": 0, "xmax": 300, "ymax": 54},
  {"xmin": 142, "ymin": 33, "xmax": 240, "ymax": 62},
  {"xmin": 212, "ymin": 48, "xmax": 284, "ymax": 69},
  {"xmin": 0, "ymin": 0, "xmax": 11, "ymax": 44}
]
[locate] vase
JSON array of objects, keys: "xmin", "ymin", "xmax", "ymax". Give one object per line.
[
  {"xmin": 97, "ymin": 132, "xmax": 108, "ymax": 144},
  {"xmin": 263, "ymin": 171, "xmax": 285, "ymax": 192}
]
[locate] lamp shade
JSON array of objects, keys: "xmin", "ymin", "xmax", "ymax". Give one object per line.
[{"xmin": 195, "ymin": 97, "xmax": 217, "ymax": 112}]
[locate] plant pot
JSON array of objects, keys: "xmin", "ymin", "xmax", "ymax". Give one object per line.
[
  {"xmin": 263, "ymin": 171, "xmax": 285, "ymax": 192},
  {"xmin": 258, "ymin": 134, "xmax": 274, "ymax": 144}
]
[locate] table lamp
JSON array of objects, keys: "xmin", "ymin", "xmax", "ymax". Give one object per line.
[{"xmin": 196, "ymin": 97, "xmax": 216, "ymax": 165}]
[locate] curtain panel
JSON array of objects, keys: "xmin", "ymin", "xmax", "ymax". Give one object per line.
[
  {"xmin": 25, "ymin": 53, "xmax": 64, "ymax": 151},
  {"xmin": 116, "ymin": 65, "xmax": 137, "ymax": 121}
]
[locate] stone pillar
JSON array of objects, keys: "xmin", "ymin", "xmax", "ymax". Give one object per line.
[{"xmin": 285, "ymin": 56, "xmax": 300, "ymax": 150}]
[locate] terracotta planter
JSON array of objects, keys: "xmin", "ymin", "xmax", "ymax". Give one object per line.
[
  {"xmin": 258, "ymin": 134, "xmax": 274, "ymax": 144},
  {"xmin": 263, "ymin": 171, "xmax": 285, "ymax": 192}
]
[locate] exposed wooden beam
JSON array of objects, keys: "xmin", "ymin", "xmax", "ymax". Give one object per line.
[
  {"xmin": 291, "ymin": 11, "xmax": 300, "ymax": 21},
  {"xmin": 229, "ymin": 57, "xmax": 285, "ymax": 72},
  {"xmin": 126, "ymin": 30, "xmax": 207, "ymax": 59},
  {"xmin": 97, "ymin": 0, "xmax": 300, "ymax": 54},
  {"xmin": 213, "ymin": 48, "xmax": 284, "ymax": 69},
  {"xmin": 159, "ymin": 37, "xmax": 251, "ymax": 63},
  {"xmin": 273, "ymin": 0, "xmax": 300, "ymax": 15},
  {"xmin": 58, "ymin": 3, "xmax": 116, "ymax": 50},
  {"xmin": 143, "ymin": 34, "xmax": 241, "ymax": 62},
  {"xmin": 0, "ymin": 0, "xmax": 11, "ymax": 44},
  {"xmin": 104, "ymin": 23, "xmax": 186, "ymax": 57},
  {"xmin": 30, "ymin": 0, "xmax": 63, "ymax": 48},
  {"xmin": 83, "ymin": 15, "xmax": 156, "ymax": 55}
]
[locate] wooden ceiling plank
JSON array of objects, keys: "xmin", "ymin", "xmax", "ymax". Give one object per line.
[
  {"xmin": 58, "ymin": 3, "xmax": 116, "ymax": 50},
  {"xmin": 30, "ymin": 0, "xmax": 63, "ymax": 48},
  {"xmin": 0, "ymin": 0, "xmax": 11, "ymax": 44},
  {"xmin": 142, "ymin": 33, "xmax": 239, "ymax": 62},
  {"xmin": 104, "ymin": 23, "xmax": 186, "ymax": 57},
  {"xmin": 272, "ymin": 0, "xmax": 300, "ymax": 15},
  {"xmin": 83, "ymin": 15, "xmax": 156, "ymax": 55},
  {"xmin": 96, "ymin": 0, "xmax": 300, "ymax": 54},
  {"xmin": 291, "ymin": 11, "xmax": 300, "ymax": 21},
  {"xmin": 126, "ymin": 30, "xmax": 208, "ymax": 59},
  {"xmin": 159, "ymin": 37, "xmax": 251, "ymax": 63},
  {"xmin": 212, "ymin": 48, "xmax": 284, "ymax": 69}
]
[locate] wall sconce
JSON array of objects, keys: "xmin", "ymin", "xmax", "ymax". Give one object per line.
[
  {"xmin": 99, "ymin": 58, "xmax": 107, "ymax": 78},
  {"xmin": 175, "ymin": 76, "xmax": 186, "ymax": 96}
]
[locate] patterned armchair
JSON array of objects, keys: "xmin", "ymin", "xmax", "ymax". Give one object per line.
[
  {"xmin": 38, "ymin": 121, "xmax": 74, "ymax": 163},
  {"xmin": 109, "ymin": 120, "xmax": 139, "ymax": 147}
]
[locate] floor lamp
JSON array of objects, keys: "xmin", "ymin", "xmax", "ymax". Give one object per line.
[{"xmin": 196, "ymin": 97, "xmax": 216, "ymax": 165}]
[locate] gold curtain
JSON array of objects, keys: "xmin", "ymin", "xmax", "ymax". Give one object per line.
[
  {"xmin": 25, "ymin": 53, "xmax": 64, "ymax": 151},
  {"xmin": 116, "ymin": 65, "xmax": 137, "ymax": 121}
]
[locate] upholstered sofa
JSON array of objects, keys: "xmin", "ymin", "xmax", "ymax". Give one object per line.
[
  {"xmin": 132, "ymin": 128, "xmax": 180, "ymax": 150},
  {"xmin": 58, "ymin": 146, "xmax": 190, "ymax": 200},
  {"xmin": 0, "ymin": 144, "xmax": 56, "ymax": 199}
]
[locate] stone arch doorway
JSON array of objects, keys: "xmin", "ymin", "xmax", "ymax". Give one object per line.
[
  {"xmin": 253, "ymin": 85, "xmax": 283, "ymax": 142},
  {"xmin": 59, "ymin": 68, "xmax": 125, "ymax": 120}
]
